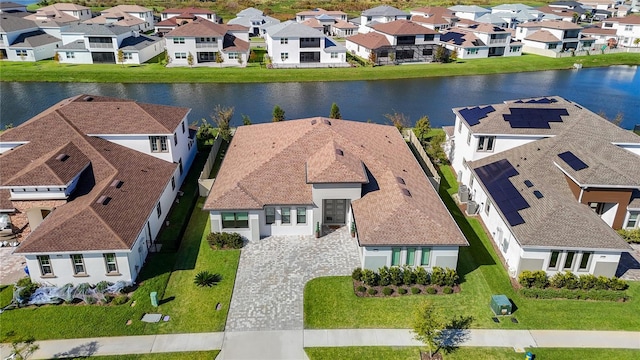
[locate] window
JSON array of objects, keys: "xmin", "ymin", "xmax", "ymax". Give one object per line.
[
  {"xmin": 548, "ymin": 251, "xmax": 560, "ymax": 270},
  {"xmin": 589, "ymin": 202, "xmax": 605, "ymax": 215},
  {"xmin": 296, "ymin": 207, "xmax": 306, "ymax": 224},
  {"xmin": 65, "ymin": 52, "xmax": 75, "ymax": 59},
  {"xmin": 15, "ymin": 49, "xmax": 27, "ymax": 57},
  {"xmin": 179, "ymin": 158, "xmax": 183, "ymax": 175},
  {"xmin": 578, "ymin": 252, "xmax": 592, "ymax": 271},
  {"xmin": 379, "ymin": 50, "xmax": 388, "ymax": 57},
  {"xmin": 466, "ymin": 48, "xmax": 478, "ymax": 55},
  {"xmin": 331, "ymin": 52, "xmax": 338, "ymax": 58},
  {"xmin": 173, "ymin": 37, "xmax": 185, "ymax": 44},
  {"xmin": 420, "ymin": 248, "xmax": 430, "ymax": 266},
  {"xmin": 548, "ymin": 43, "xmax": 558, "ymax": 50},
  {"xmin": 174, "ymin": 133, "xmax": 178, "ymax": 146},
  {"xmin": 626, "ymin": 212, "xmax": 639, "ymax": 228},
  {"xmin": 207, "ymin": 14, "xmax": 212, "ymax": 19},
  {"xmin": 228, "ymin": 52, "xmax": 239, "ymax": 59},
  {"xmin": 281, "ymin": 207, "xmax": 290, "ymax": 224},
  {"xmin": 156, "ymin": 202, "xmax": 162, "ymax": 218},
  {"xmin": 280, "ymin": 38, "xmax": 288, "ymax": 44},
  {"xmin": 221, "ymin": 212, "xmax": 249, "ymax": 228},
  {"xmin": 458, "ymin": 121, "xmax": 462, "ymax": 133},
  {"xmin": 175, "ymin": 52, "xmax": 187, "ymax": 59},
  {"xmin": 171, "ymin": 176, "xmax": 175, "ymax": 190},
  {"xmin": 280, "ymin": 52, "xmax": 289, "ymax": 61},
  {"xmin": 71, "ymin": 254, "xmax": 86, "ymax": 275},
  {"xmin": 424, "ymin": 34, "xmax": 435, "ymax": 41},
  {"xmin": 391, "ymin": 248, "xmax": 401, "ymax": 266},
  {"xmin": 422, "ymin": 49, "xmax": 433, "ymax": 56},
  {"xmin": 406, "ymin": 248, "xmax": 416, "ymax": 266},
  {"xmin": 181, "ymin": 121, "xmax": 185, "ymax": 133},
  {"xmin": 485, "ymin": 200, "xmax": 491, "ymax": 215},
  {"xmin": 466, "ymin": 132, "xmax": 471, "ymax": 145},
  {"xmin": 265, "ymin": 207, "xmax": 275, "ymax": 224},
  {"xmin": 509, "ymin": 46, "xmax": 520, "ymax": 53},
  {"xmin": 477, "ymin": 136, "xmax": 495, "ymax": 152},
  {"xmin": 150, "ymin": 136, "xmax": 168, "ymax": 152},
  {"xmin": 624, "ymin": 25, "xmax": 632, "ymax": 31},
  {"xmin": 563, "ymin": 251, "xmax": 576, "ymax": 270},
  {"xmin": 123, "ymin": 52, "xmax": 133, "ymax": 60},
  {"xmin": 38, "ymin": 255, "xmax": 53, "ymax": 276}
]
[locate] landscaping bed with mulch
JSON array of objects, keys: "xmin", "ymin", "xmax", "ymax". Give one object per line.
[{"xmin": 352, "ymin": 280, "xmax": 460, "ymax": 297}]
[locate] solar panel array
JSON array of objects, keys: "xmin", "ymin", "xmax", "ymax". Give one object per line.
[
  {"xmin": 503, "ymin": 108, "xmax": 568, "ymax": 129},
  {"xmin": 557, "ymin": 151, "xmax": 589, "ymax": 171},
  {"xmin": 441, "ymin": 32, "xmax": 465, "ymax": 45},
  {"xmin": 475, "ymin": 159, "xmax": 529, "ymax": 226},
  {"xmin": 514, "ymin": 97, "xmax": 558, "ymax": 104},
  {"xmin": 460, "ymin": 105, "xmax": 496, "ymax": 126}
]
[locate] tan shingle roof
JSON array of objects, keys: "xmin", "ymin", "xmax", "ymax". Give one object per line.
[
  {"xmin": 371, "ymin": 19, "xmax": 439, "ymax": 35},
  {"xmin": 346, "ymin": 32, "xmax": 391, "ymax": 49},
  {"xmin": 166, "ymin": 17, "xmax": 247, "ymax": 38},
  {"xmin": 606, "ymin": 15, "xmax": 640, "ymax": 25},
  {"xmin": 163, "ymin": 7, "xmax": 215, "ymax": 15},
  {"xmin": 525, "ymin": 29, "xmax": 561, "ymax": 42},
  {"xmin": 102, "ymin": 5, "xmax": 151, "ymax": 13},
  {"xmin": 306, "ymin": 140, "xmax": 368, "ymax": 184},
  {"xmin": 334, "ymin": 19, "xmax": 357, "ymax": 29},
  {"xmin": 519, "ymin": 19, "xmax": 582, "ymax": 29},
  {"xmin": 204, "ymin": 118, "xmax": 468, "ymax": 247},
  {"xmin": 297, "ymin": 8, "xmax": 347, "ymax": 17}
]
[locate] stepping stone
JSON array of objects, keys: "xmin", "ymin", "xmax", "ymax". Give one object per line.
[{"xmin": 216, "ymin": 303, "xmax": 222, "ymax": 311}]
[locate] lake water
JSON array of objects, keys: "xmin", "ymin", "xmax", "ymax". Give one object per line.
[{"xmin": 1, "ymin": 66, "xmax": 639, "ymax": 129}]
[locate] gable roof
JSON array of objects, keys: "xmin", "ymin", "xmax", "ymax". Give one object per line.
[
  {"xmin": 449, "ymin": 5, "xmax": 490, "ymax": 13},
  {"xmin": 1, "ymin": 95, "xmax": 185, "ymax": 254},
  {"xmin": 265, "ymin": 21, "xmax": 324, "ymax": 38},
  {"xmin": 297, "ymin": 8, "xmax": 347, "ymax": 17},
  {"xmin": 371, "ymin": 19, "xmax": 439, "ymax": 35},
  {"xmin": 38, "ymin": 3, "xmax": 89, "ymax": 11},
  {"xmin": 8, "ymin": 29, "xmax": 60, "ymax": 48},
  {"xmin": 165, "ymin": 17, "xmax": 245, "ymax": 37},
  {"xmin": 101, "ymin": 5, "xmax": 151, "ymax": 14},
  {"xmin": 346, "ymin": 32, "xmax": 391, "ymax": 49},
  {"xmin": 0, "ymin": 14, "xmax": 37, "ymax": 32},
  {"xmin": 525, "ymin": 29, "xmax": 561, "ymax": 42},
  {"xmin": 63, "ymin": 23, "xmax": 133, "ymax": 36},
  {"xmin": 204, "ymin": 118, "xmax": 467, "ymax": 247},
  {"xmin": 519, "ymin": 19, "xmax": 582, "ymax": 30},
  {"xmin": 605, "ymin": 15, "xmax": 640, "ymax": 25},
  {"xmin": 440, "ymin": 29, "xmax": 485, "ymax": 47},
  {"xmin": 362, "ymin": 5, "xmax": 409, "ymax": 17}
]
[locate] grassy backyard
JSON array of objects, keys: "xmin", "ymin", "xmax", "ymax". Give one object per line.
[
  {"xmin": 0, "ymin": 150, "xmax": 239, "ymax": 341},
  {"xmin": 305, "ymin": 347, "xmax": 640, "ymax": 360},
  {"xmin": 304, "ymin": 165, "xmax": 640, "ymax": 331},
  {"xmin": 1, "ymin": 53, "xmax": 638, "ymax": 83}
]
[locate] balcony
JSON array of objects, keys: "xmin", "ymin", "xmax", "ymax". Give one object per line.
[
  {"xmin": 489, "ymin": 38, "xmax": 508, "ymax": 44},
  {"xmin": 196, "ymin": 42, "xmax": 217, "ymax": 49},
  {"xmin": 89, "ymin": 43, "xmax": 113, "ymax": 49}
]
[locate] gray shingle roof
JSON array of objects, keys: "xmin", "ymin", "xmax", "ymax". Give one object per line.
[
  {"xmin": 119, "ymin": 34, "xmax": 161, "ymax": 51},
  {"xmin": 362, "ymin": 5, "xmax": 409, "ymax": 17},
  {"xmin": 10, "ymin": 30, "xmax": 61, "ymax": 48},
  {"xmin": 59, "ymin": 40, "xmax": 88, "ymax": 50},
  {"xmin": 265, "ymin": 21, "xmax": 324, "ymax": 38},
  {"xmin": 0, "ymin": 14, "xmax": 37, "ymax": 32},
  {"xmin": 63, "ymin": 23, "xmax": 132, "ymax": 36}
]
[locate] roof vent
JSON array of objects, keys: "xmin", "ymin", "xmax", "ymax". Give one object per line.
[
  {"xmin": 533, "ymin": 190, "xmax": 544, "ymax": 199},
  {"xmin": 83, "ymin": 96, "xmax": 93, "ymax": 102},
  {"xmin": 396, "ymin": 177, "xmax": 405, "ymax": 185},
  {"xmin": 96, "ymin": 195, "xmax": 111, "ymax": 205},
  {"xmin": 323, "ymin": 119, "xmax": 331, "ymax": 125},
  {"xmin": 335, "ymin": 149, "xmax": 344, "ymax": 156},
  {"xmin": 56, "ymin": 153, "xmax": 69, "ymax": 161},
  {"xmin": 401, "ymin": 188, "xmax": 412, "ymax": 197},
  {"xmin": 110, "ymin": 180, "xmax": 123, "ymax": 188},
  {"xmin": 311, "ymin": 119, "xmax": 317, "ymax": 125},
  {"xmin": 524, "ymin": 180, "xmax": 533, "ymax": 188}
]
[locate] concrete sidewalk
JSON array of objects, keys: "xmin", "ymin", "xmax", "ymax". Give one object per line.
[{"xmin": 2, "ymin": 329, "xmax": 639, "ymax": 359}]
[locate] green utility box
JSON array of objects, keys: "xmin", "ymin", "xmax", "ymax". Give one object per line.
[
  {"xmin": 150, "ymin": 291, "xmax": 158, "ymax": 307},
  {"xmin": 490, "ymin": 295, "xmax": 512, "ymax": 315}
]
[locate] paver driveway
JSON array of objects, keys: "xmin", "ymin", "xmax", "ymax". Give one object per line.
[{"xmin": 225, "ymin": 226, "xmax": 360, "ymax": 331}]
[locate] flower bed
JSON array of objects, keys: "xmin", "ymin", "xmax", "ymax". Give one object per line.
[
  {"xmin": 517, "ymin": 270, "xmax": 628, "ymax": 302},
  {"xmin": 351, "ymin": 266, "xmax": 460, "ymax": 297}
]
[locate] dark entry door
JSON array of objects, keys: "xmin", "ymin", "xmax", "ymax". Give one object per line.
[{"xmin": 324, "ymin": 199, "xmax": 347, "ymax": 224}]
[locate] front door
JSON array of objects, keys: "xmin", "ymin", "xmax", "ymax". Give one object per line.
[{"xmin": 323, "ymin": 199, "xmax": 347, "ymax": 225}]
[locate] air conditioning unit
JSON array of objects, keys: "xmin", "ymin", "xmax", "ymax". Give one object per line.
[
  {"xmin": 466, "ymin": 200, "xmax": 478, "ymax": 215},
  {"xmin": 458, "ymin": 185, "xmax": 469, "ymax": 203}
]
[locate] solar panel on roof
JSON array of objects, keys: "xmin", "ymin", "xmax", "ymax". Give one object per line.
[
  {"xmin": 503, "ymin": 108, "xmax": 568, "ymax": 129},
  {"xmin": 557, "ymin": 151, "xmax": 588, "ymax": 171},
  {"xmin": 524, "ymin": 180, "xmax": 533, "ymax": 188},
  {"xmin": 475, "ymin": 159, "xmax": 530, "ymax": 227},
  {"xmin": 461, "ymin": 106, "xmax": 496, "ymax": 126}
]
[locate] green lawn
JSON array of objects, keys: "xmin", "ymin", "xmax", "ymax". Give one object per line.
[
  {"xmin": 89, "ymin": 351, "xmax": 219, "ymax": 360},
  {"xmin": 1, "ymin": 53, "xmax": 638, "ymax": 83},
  {"xmin": 305, "ymin": 347, "xmax": 640, "ymax": 360},
  {"xmin": 304, "ymin": 165, "xmax": 640, "ymax": 330}
]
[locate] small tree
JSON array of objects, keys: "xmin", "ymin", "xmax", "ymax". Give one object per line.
[
  {"xmin": 368, "ymin": 50, "xmax": 377, "ymax": 65},
  {"xmin": 329, "ymin": 102, "xmax": 342, "ymax": 119},
  {"xmin": 413, "ymin": 301, "xmax": 443, "ymax": 359},
  {"xmin": 237, "ymin": 55, "xmax": 244, "ymax": 66},
  {"xmin": 384, "ymin": 110, "xmax": 409, "ymax": 133},
  {"xmin": 435, "ymin": 45, "xmax": 449, "ymax": 63},
  {"xmin": 197, "ymin": 118, "xmax": 215, "ymax": 146},
  {"xmin": 635, "ymin": 38, "xmax": 640, "ymax": 47},
  {"xmin": 53, "ymin": 52, "xmax": 60, "ymax": 62},
  {"xmin": 117, "ymin": 49, "xmax": 124, "ymax": 67},
  {"xmin": 187, "ymin": 52, "xmax": 194, "ymax": 67},
  {"xmin": 272, "ymin": 105, "xmax": 285, "ymax": 122},
  {"xmin": 242, "ymin": 114, "xmax": 252, "ymax": 125},
  {"xmin": 450, "ymin": 49, "xmax": 458, "ymax": 62},
  {"xmin": 413, "ymin": 115, "xmax": 431, "ymax": 145},
  {"xmin": 211, "ymin": 105, "xmax": 235, "ymax": 141},
  {"xmin": 216, "ymin": 52, "xmax": 224, "ymax": 65}
]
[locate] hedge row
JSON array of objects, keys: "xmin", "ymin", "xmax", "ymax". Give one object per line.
[
  {"xmin": 352, "ymin": 266, "xmax": 459, "ymax": 287},
  {"xmin": 355, "ymin": 285, "xmax": 453, "ymax": 297},
  {"xmin": 518, "ymin": 270, "xmax": 628, "ymax": 291},
  {"xmin": 207, "ymin": 232, "xmax": 244, "ymax": 249},
  {"xmin": 520, "ymin": 288, "xmax": 628, "ymax": 302}
]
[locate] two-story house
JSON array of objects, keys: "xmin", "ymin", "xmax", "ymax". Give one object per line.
[
  {"xmin": 25, "ymin": 3, "xmax": 91, "ymax": 23},
  {"xmin": 83, "ymin": 5, "xmax": 154, "ymax": 33},
  {"xmin": 445, "ymin": 96, "xmax": 638, "ymax": 278},
  {"xmin": 2, "ymin": 94, "xmax": 197, "ymax": 286},
  {"xmin": 601, "ymin": 15, "xmax": 640, "ymax": 47},
  {"xmin": 346, "ymin": 19, "xmax": 440, "ymax": 64},
  {"xmin": 410, "ymin": 6, "xmax": 459, "ymax": 31},
  {"xmin": 0, "ymin": 14, "xmax": 61, "ymax": 61},
  {"xmin": 356, "ymin": 5, "xmax": 411, "ymax": 34},
  {"xmin": 264, "ymin": 21, "xmax": 348, "ymax": 68},
  {"xmin": 156, "ymin": 7, "xmax": 219, "ymax": 35},
  {"xmin": 448, "ymin": 5, "xmax": 491, "ymax": 21},
  {"xmin": 227, "ymin": 7, "xmax": 280, "ymax": 37},
  {"xmin": 57, "ymin": 24, "xmax": 163, "ymax": 64},
  {"xmin": 295, "ymin": 8, "xmax": 355, "ymax": 36},
  {"xmin": 516, "ymin": 20, "xmax": 594, "ymax": 56},
  {"xmin": 204, "ymin": 118, "xmax": 468, "ymax": 271},
  {"xmin": 490, "ymin": 4, "xmax": 544, "ymax": 29},
  {"xmin": 164, "ymin": 18, "xmax": 250, "ymax": 67},
  {"xmin": 463, "ymin": 23, "xmax": 522, "ymax": 57}
]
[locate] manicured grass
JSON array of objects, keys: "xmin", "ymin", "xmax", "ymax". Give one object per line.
[
  {"xmin": 89, "ymin": 351, "xmax": 219, "ymax": 360},
  {"xmin": 305, "ymin": 347, "xmax": 640, "ymax": 360},
  {"xmin": 1, "ymin": 54, "xmax": 638, "ymax": 83},
  {"xmin": 303, "ymin": 165, "xmax": 640, "ymax": 330},
  {"xmin": 0, "ymin": 285, "xmax": 12, "ymax": 308}
]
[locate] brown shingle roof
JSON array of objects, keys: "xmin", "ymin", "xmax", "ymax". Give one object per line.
[
  {"xmin": 581, "ymin": 27, "xmax": 617, "ymax": 35},
  {"xmin": 204, "ymin": 118, "xmax": 468, "ymax": 247},
  {"xmin": 334, "ymin": 19, "xmax": 357, "ymax": 29},
  {"xmin": 519, "ymin": 19, "xmax": 582, "ymax": 30},
  {"xmin": 605, "ymin": 15, "xmax": 640, "ymax": 25},
  {"xmin": 306, "ymin": 140, "xmax": 368, "ymax": 184},
  {"xmin": 346, "ymin": 32, "xmax": 391, "ymax": 49},
  {"xmin": 371, "ymin": 19, "xmax": 439, "ymax": 35},
  {"xmin": 1, "ymin": 95, "xmax": 182, "ymax": 254},
  {"xmin": 524, "ymin": 29, "xmax": 561, "ymax": 42},
  {"xmin": 297, "ymin": 8, "xmax": 347, "ymax": 17},
  {"xmin": 166, "ymin": 17, "xmax": 246, "ymax": 37},
  {"xmin": 163, "ymin": 7, "xmax": 215, "ymax": 15}
]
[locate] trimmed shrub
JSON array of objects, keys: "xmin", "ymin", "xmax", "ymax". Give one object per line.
[
  {"xmin": 104, "ymin": 294, "xmax": 114, "ymax": 303},
  {"xmin": 579, "ymin": 274, "xmax": 598, "ymax": 290},
  {"xmin": 520, "ymin": 288, "xmax": 627, "ymax": 302},
  {"xmin": 112, "ymin": 295, "xmax": 129, "ymax": 305},
  {"xmin": 207, "ymin": 232, "xmax": 244, "ymax": 249},
  {"xmin": 362, "ymin": 269, "xmax": 379, "ymax": 287},
  {"xmin": 389, "ymin": 266, "xmax": 403, "ymax": 286},
  {"xmin": 444, "ymin": 268, "xmax": 459, "ymax": 286},
  {"xmin": 608, "ymin": 277, "xmax": 628, "ymax": 291},
  {"xmin": 85, "ymin": 296, "xmax": 97, "ymax": 305},
  {"xmin": 415, "ymin": 267, "xmax": 430, "ymax": 285},
  {"xmin": 367, "ymin": 288, "xmax": 378, "ymax": 295},
  {"xmin": 18, "ymin": 282, "xmax": 39, "ymax": 303},
  {"xmin": 595, "ymin": 276, "xmax": 610, "ymax": 290},
  {"xmin": 356, "ymin": 285, "xmax": 366, "ymax": 293},
  {"xmin": 16, "ymin": 277, "xmax": 32, "ymax": 287},
  {"xmin": 431, "ymin": 267, "xmax": 446, "ymax": 286},
  {"xmin": 549, "ymin": 271, "xmax": 578, "ymax": 289},
  {"xmin": 194, "ymin": 271, "xmax": 222, "ymax": 287},
  {"xmin": 382, "ymin": 287, "xmax": 394, "ymax": 296},
  {"xmin": 518, "ymin": 270, "xmax": 548, "ymax": 289},
  {"xmin": 426, "ymin": 287, "xmax": 437, "ymax": 295},
  {"xmin": 378, "ymin": 266, "xmax": 391, "ymax": 286},
  {"xmin": 398, "ymin": 287, "xmax": 408, "ymax": 295},
  {"xmin": 351, "ymin": 268, "xmax": 363, "ymax": 281},
  {"xmin": 411, "ymin": 287, "xmax": 421, "ymax": 294},
  {"xmin": 442, "ymin": 286, "xmax": 453, "ymax": 294},
  {"xmin": 402, "ymin": 266, "xmax": 415, "ymax": 286}
]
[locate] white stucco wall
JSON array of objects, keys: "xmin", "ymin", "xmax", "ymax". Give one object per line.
[
  {"xmin": 311, "ymin": 183, "xmax": 362, "ymax": 226},
  {"xmin": 361, "ymin": 246, "xmax": 459, "ymax": 270},
  {"xmin": 210, "ymin": 206, "xmax": 313, "ymax": 241},
  {"xmin": 58, "ymin": 50, "xmax": 92, "ymax": 64},
  {"xmin": 345, "ymin": 40, "xmax": 372, "ymax": 59}
]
